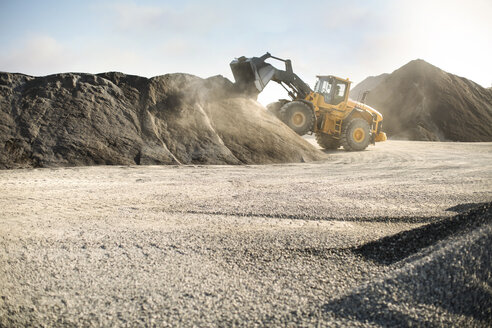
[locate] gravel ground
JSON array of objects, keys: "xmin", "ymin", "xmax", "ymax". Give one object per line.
[{"xmin": 0, "ymin": 140, "xmax": 491, "ymax": 326}]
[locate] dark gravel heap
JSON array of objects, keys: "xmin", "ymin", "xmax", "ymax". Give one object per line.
[
  {"xmin": 323, "ymin": 202, "xmax": 492, "ymax": 326},
  {"xmin": 350, "ymin": 60, "xmax": 492, "ymax": 141},
  {"xmin": 0, "ymin": 72, "xmax": 323, "ymax": 169},
  {"xmin": 353, "ymin": 202, "xmax": 492, "ymax": 264}
]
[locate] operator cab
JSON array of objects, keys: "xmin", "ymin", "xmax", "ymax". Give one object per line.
[{"xmin": 314, "ymin": 75, "xmax": 350, "ymax": 105}]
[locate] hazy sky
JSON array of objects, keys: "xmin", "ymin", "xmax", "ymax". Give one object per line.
[{"xmin": 1, "ymin": 0, "xmax": 490, "ymax": 104}]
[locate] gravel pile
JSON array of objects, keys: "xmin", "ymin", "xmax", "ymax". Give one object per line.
[
  {"xmin": 0, "ymin": 72, "xmax": 323, "ymax": 169},
  {"xmin": 323, "ymin": 202, "xmax": 492, "ymax": 326},
  {"xmin": 350, "ymin": 60, "xmax": 492, "ymax": 141},
  {"xmin": 354, "ymin": 202, "xmax": 492, "ymax": 264}
]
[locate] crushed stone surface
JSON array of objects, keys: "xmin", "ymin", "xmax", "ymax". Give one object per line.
[{"xmin": 0, "ymin": 140, "xmax": 491, "ymax": 326}]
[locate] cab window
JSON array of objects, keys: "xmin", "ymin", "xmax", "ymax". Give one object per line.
[
  {"xmin": 317, "ymin": 80, "xmax": 332, "ymax": 103},
  {"xmin": 314, "ymin": 79, "xmax": 329, "ymax": 93},
  {"xmin": 320, "ymin": 80, "xmax": 331, "ymax": 95},
  {"xmin": 331, "ymin": 82, "xmax": 347, "ymax": 105}
]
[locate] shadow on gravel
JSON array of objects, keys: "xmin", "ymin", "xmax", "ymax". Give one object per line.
[
  {"xmin": 352, "ymin": 202, "xmax": 492, "ymax": 265},
  {"xmin": 181, "ymin": 209, "xmax": 438, "ymax": 223},
  {"xmin": 320, "ymin": 149, "xmax": 341, "ymax": 155}
]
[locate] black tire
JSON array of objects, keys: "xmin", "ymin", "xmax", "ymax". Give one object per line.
[
  {"xmin": 341, "ymin": 118, "xmax": 371, "ymax": 151},
  {"xmin": 279, "ymin": 101, "xmax": 315, "ymax": 136},
  {"xmin": 315, "ymin": 132, "xmax": 340, "ymax": 150},
  {"xmin": 266, "ymin": 100, "xmax": 288, "ymax": 119}
]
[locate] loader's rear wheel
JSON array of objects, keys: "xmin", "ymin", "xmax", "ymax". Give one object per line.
[
  {"xmin": 315, "ymin": 132, "xmax": 340, "ymax": 150},
  {"xmin": 280, "ymin": 101, "xmax": 315, "ymax": 136},
  {"xmin": 341, "ymin": 118, "xmax": 371, "ymax": 151}
]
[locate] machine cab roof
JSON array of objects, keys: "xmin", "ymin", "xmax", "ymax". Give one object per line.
[{"xmin": 316, "ymin": 75, "xmax": 350, "ymax": 82}]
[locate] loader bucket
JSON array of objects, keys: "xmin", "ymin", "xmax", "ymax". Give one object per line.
[{"xmin": 230, "ymin": 56, "xmax": 276, "ymax": 94}]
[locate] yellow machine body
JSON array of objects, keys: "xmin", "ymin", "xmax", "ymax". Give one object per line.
[{"xmin": 305, "ymin": 76, "xmax": 387, "ymax": 143}]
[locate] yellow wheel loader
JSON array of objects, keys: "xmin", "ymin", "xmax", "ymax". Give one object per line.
[{"xmin": 230, "ymin": 53, "xmax": 387, "ymax": 151}]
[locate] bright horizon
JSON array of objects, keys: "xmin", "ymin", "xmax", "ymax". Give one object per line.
[{"xmin": 1, "ymin": 0, "xmax": 491, "ymax": 105}]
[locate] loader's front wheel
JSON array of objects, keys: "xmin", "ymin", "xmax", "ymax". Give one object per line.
[
  {"xmin": 341, "ymin": 118, "xmax": 371, "ymax": 151},
  {"xmin": 280, "ymin": 101, "xmax": 315, "ymax": 136},
  {"xmin": 315, "ymin": 132, "xmax": 340, "ymax": 150}
]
